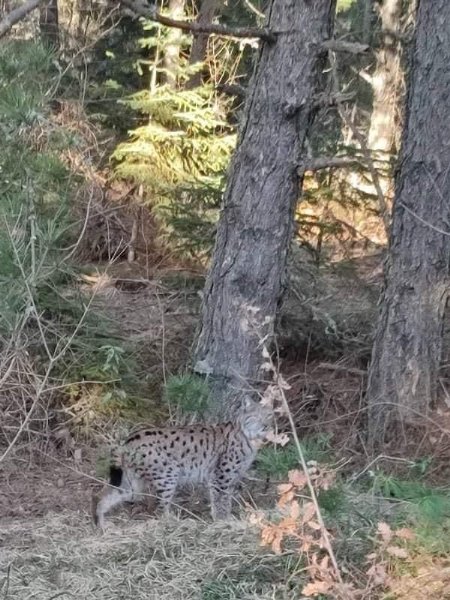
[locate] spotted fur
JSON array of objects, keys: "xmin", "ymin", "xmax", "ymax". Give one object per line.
[{"xmin": 94, "ymin": 401, "xmax": 270, "ymax": 527}]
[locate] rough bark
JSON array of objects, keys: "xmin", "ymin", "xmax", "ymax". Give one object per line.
[
  {"xmin": 361, "ymin": 0, "xmax": 373, "ymax": 44},
  {"xmin": 367, "ymin": 0, "xmax": 450, "ymax": 444},
  {"xmin": 40, "ymin": 0, "xmax": 59, "ymax": 48},
  {"xmin": 367, "ymin": 0, "xmax": 403, "ymax": 156},
  {"xmin": 194, "ymin": 0, "xmax": 337, "ymax": 414},
  {"xmin": 186, "ymin": 0, "xmax": 222, "ymax": 89},
  {"xmin": 163, "ymin": 0, "xmax": 186, "ymax": 88}
]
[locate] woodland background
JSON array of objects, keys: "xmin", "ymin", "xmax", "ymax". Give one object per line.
[{"xmin": 0, "ymin": 1, "xmax": 449, "ymax": 598}]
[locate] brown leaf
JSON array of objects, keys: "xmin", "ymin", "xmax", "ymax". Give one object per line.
[
  {"xmin": 278, "ymin": 483, "xmax": 293, "ymax": 494},
  {"xmin": 290, "ymin": 500, "xmax": 301, "ymax": 519},
  {"xmin": 277, "ymin": 489, "xmax": 295, "ymax": 508},
  {"xmin": 307, "ymin": 520, "xmax": 321, "ymax": 531},
  {"xmin": 299, "ymin": 534, "xmax": 315, "ymax": 552},
  {"xmin": 302, "ymin": 580, "xmax": 332, "ymax": 597},
  {"xmin": 386, "ymin": 545, "xmax": 409, "ymax": 559},
  {"xmin": 288, "ymin": 469, "xmax": 308, "ymax": 489},
  {"xmin": 248, "ymin": 511, "xmax": 265, "ymax": 526},
  {"xmin": 278, "ymin": 516, "xmax": 298, "ymax": 535},
  {"xmin": 301, "ymin": 501, "xmax": 316, "ymax": 525},
  {"xmin": 262, "ymin": 346, "xmax": 271, "ymax": 359},
  {"xmin": 265, "ymin": 430, "xmax": 290, "ymax": 446},
  {"xmin": 271, "ymin": 530, "xmax": 284, "ymax": 555},
  {"xmin": 261, "ymin": 362, "xmax": 274, "ymax": 372},
  {"xmin": 377, "ymin": 521, "xmax": 392, "ymax": 543},
  {"xmin": 261, "ymin": 524, "xmax": 277, "ymax": 548},
  {"xmin": 367, "ymin": 563, "xmax": 389, "ymax": 586},
  {"xmin": 395, "ymin": 527, "xmax": 415, "ymax": 540},
  {"xmin": 277, "ymin": 374, "xmax": 292, "ymax": 390}
]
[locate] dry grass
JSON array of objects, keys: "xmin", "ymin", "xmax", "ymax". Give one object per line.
[{"xmin": 0, "ymin": 513, "xmax": 300, "ymax": 600}]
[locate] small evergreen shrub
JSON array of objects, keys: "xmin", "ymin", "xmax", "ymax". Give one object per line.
[{"xmin": 163, "ymin": 373, "xmax": 211, "ymax": 419}]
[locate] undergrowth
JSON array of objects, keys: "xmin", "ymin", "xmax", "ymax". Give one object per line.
[
  {"xmin": 0, "ymin": 40, "xmax": 147, "ymax": 450},
  {"xmin": 256, "ymin": 434, "xmax": 333, "ymax": 479},
  {"xmin": 1, "ymin": 33, "xmax": 449, "ymax": 600},
  {"xmin": 163, "ymin": 373, "xmax": 211, "ymax": 421}
]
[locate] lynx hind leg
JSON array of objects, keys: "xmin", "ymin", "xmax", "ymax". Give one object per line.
[{"xmin": 94, "ymin": 471, "xmax": 141, "ymax": 529}]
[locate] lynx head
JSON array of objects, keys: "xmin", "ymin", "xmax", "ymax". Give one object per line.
[{"xmin": 239, "ymin": 396, "xmax": 273, "ymax": 440}]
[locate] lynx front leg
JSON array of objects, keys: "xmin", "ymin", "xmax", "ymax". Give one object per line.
[
  {"xmin": 148, "ymin": 468, "xmax": 180, "ymax": 516},
  {"xmin": 209, "ymin": 481, "xmax": 234, "ymax": 521}
]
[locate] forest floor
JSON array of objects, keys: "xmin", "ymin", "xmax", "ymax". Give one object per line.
[
  {"xmin": 2, "ymin": 254, "xmax": 450, "ymax": 600},
  {"xmin": 2, "ymin": 39, "xmax": 450, "ymax": 600}
]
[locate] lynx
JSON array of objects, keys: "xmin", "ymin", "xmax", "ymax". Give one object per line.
[{"xmin": 94, "ymin": 400, "xmax": 271, "ymax": 527}]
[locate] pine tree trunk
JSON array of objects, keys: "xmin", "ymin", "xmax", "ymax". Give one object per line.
[
  {"xmin": 367, "ymin": 0, "xmax": 403, "ymax": 156},
  {"xmin": 361, "ymin": 0, "xmax": 373, "ymax": 44},
  {"xmin": 194, "ymin": 0, "xmax": 337, "ymax": 414},
  {"xmin": 367, "ymin": 0, "xmax": 450, "ymax": 444},
  {"xmin": 40, "ymin": 0, "xmax": 59, "ymax": 48},
  {"xmin": 164, "ymin": 0, "xmax": 185, "ymax": 88},
  {"xmin": 186, "ymin": 0, "xmax": 222, "ymax": 89}
]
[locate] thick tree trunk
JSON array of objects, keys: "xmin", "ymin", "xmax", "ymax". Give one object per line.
[
  {"xmin": 40, "ymin": 0, "xmax": 59, "ymax": 48},
  {"xmin": 163, "ymin": 0, "xmax": 185, "ymax": 88},
  {"xmin": 367, "ymin": 0, "xmax": 450, "ymax": 444},
  {"xmin": 194, "ymin": 0, "xmax": 337, "ymax": 414},
  {"xmin": 186, "ymin": 0, "xmax": 222, "ymax": 89},
  {"xmin": 367, "ymin": 0, "xmax": 403, "ymax": 156}
]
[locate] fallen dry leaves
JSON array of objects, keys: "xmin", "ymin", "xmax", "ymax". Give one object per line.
[{"xmin": 252, "ymin": 469, "xmax": 415, "ymax": 599}]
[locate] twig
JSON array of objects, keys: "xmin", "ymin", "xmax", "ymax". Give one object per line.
[
  {"xmin": 121, "ymin": 0, "xmax": 275, "ymax": 43},
  {"xmin": 317, "ymin": 362, "xmax": 367, "ymax": 376},
  {"xmin": 0, "ymin": 0, "xmax": 42, "ymax": 38},
  {"xmin": 244, "ymin": 0, "xmax": 265, "ymax": 20},
  {"xmin": 323, "ymin": 39, "xmax": 370, "ymax": 54},
  {"xmin": 276, "ymin": 375, "xmax": 345, "ymax": 590},
  {"xmin": 349, "ymin": 454, "xmax": 416, "ymax": 482},
  {"xmin": 399, "ymin": 201, "xmax": 450, "ymax": 237},
  {"xmin": 303, "ymin": 156, "xmax": 364, "ymax": 172},
  {"xmin": 216, "ymin": 83, "xmax": 247, "ymax": 99},
  {"xmin": 5, "ymin": 218, "xmax": 53, "ymax": 362},
  {"xmin": 254, "ymin": 331, "xmax": 346, "ymax": 592},
  {"xmin": 0, "ymin": 360, "xmax": 54, "ymax": 464},
  {"xmin": 0, "ymin": 224, "xmax": 97, "ymax": 463}
]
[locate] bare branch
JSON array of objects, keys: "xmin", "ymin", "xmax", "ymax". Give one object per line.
[
  {"xmin": 314, "ymin": 90, "xmax": 356, "ymax": 108},
  {"xmin": 318, "ymin": 362, "xmax": 367, "ymax": 376},
  {"xmin": 323, "ymin": 39, "xmax": 370, "ymax": 54},
  {"xmin": 216, "ymin": 82, "xmax": 247, "ymax": 99},
  {"xmin": 303, "ymin": 156, "xmax": 363, "ymax": 172},
  {"xmin": 0, "ymin": 0, "xmax": 42, "ymax": 38},
  {"xmin": 121, "ymin": 0, "xmax": 276, "ymax": 43}
]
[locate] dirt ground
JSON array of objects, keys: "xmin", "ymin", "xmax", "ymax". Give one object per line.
[{"xmin": 2, "ymin": 252, "xmax": 450, "ymax": 600}]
